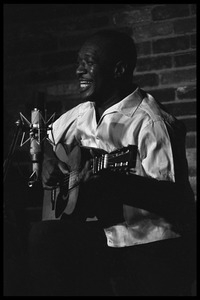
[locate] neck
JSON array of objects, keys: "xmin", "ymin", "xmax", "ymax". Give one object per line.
[{"xmin": 95, "ymin": 83, "xmax": 137, "ymax": 120}]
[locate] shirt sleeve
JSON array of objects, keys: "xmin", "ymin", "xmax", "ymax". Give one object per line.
[
  {"xmin": 47, "ymin": 104, "xmax": 82, "ymax": 149},
  {"xmin": 137, "ymin": 119, "xmax": 175, "ymax": 182}
]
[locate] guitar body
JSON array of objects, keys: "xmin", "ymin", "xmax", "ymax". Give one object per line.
[
  {"xmin": 42, "ymin": 145, "xmax": 81, "ymax": 221},
  {"xmin": 42, "ymin": 143, "xmax": 137, "ymax": 221}
]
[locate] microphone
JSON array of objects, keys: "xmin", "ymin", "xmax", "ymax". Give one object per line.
[
  {"xmin": 19, "ymin": 91, "xmax": 55, "ymax": 187},
  {"xmin": 28, "ymin": 107, "xmax": 43, "ymax": 187},
  {"xmin": 28, "ymin": 91, "xmax": 46, "ymax": 187}
]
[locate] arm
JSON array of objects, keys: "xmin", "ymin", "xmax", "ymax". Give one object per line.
[
  {"xmin": 121, "ymin": 119, "xmax": 195, "ymax": 233},
  {"xmin": 91, "ymin": 118, "xmax": 195, "ymax": 232},
  {"xmin": 41, "ymin": 141, "xmax": 68, "ymax": 189}
]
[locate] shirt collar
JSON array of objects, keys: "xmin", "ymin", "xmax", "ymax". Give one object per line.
[
  {"xmin": 79, "ymin": 87, "xmax": 145, "ymax": 118},
  {"xmin": 101, "ymin": 87, "xmax": 144, "ymax": 118}
]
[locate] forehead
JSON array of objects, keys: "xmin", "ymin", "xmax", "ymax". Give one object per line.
[{"xmin": 78, "ymin": 38, "xmax": 113, "ymax": 60}]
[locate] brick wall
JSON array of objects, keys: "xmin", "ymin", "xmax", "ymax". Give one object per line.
[{"xmin": 4, "ymin": 4, "xmax": 196, "ymax": 217}]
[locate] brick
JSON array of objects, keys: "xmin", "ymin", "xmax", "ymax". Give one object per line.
[
  {"xmin": 36, "ymin": 68, "xmax": 77, "ymax": 84},
  {"xmin": 8, "ymin": 70, "xmax": 48, "ymax": 85},
  {"xmin": 59, "ymin": 33, "xmax": 93, "ymax": 50},
  {"xmin": 91, "ymin": 4, "xmax": 126, "ymax": 13},
  {"xmin": 19, "ymin": 18, "xmax": 86, "ymax": 39},
  {"xmin": 54, "ymin": 65, "xmax": 78, "ymax": 82},
  {"xmin": 5, "ymin": 36, "xmax": 58, "ymax": 56},
  {"xmin": 176, "ymin": 85, "xmax": 196, "ymax": 100},
  {"xmin": 4, "ymin": 85, "xmax": 33, "ymax": 110},
  {"xmin": 46, "ymin": 82, "xmax": 79, "ymax": 96},
  {"xmin": 4, "ymin": 54, "xmax": 41, "ymax": 73},
  {"xmin": 4, "ymin": 22, "xmax": 22, "ymax": 41},
  {"xmin": 136, "ymin": 55, "xmax": 172, "ymax": 72},
  {"xmin": 189, "ymin": 176, "xmax": 196, "ymax": 196},
  {"xmin": 113, "ymin": 8, "xmax": 152, "ymax": 27},
  {"xmin": 188, "ymin": 167, "xmax": 196, "ymax": 177},
  {"xmin": 186, "ymin": 148, "xmax": 196, "ymax": 176},
  {"xmin": 45, "ymin": 99, "xmax": 63, "ymax": 117},
  {"xmin": 41, "ymin": 50, "xmax": 77, "ymax": 69},
  {"xmin": 164, "ymin": 100, "xmax": 196, "ymax": 117},
  {"xmin": 174, "ymin": 17, "xmax": 196, "ymax": 35},
  {"xmin": 160, "ymin": 67, "xmax": 196, "ymax": 85},
  {"xmin": 4, "ymin": 4, "xmax": 93, "ymax": 24},
  {"xmin": 29, "ymin": 71, "xmax": 59, "ymax": 85},
  {"xmin": 186, "ymin": 132, "xmax": 196, "ymax": 148},
  {"xmin": 153, "ymin": 35, "xmax": 190, "ymax": 54},
  {"xmin": 132, "ymin": 22, "xmax": 173, "ymax": 40},
  {"xmin": 135, "ymin": 41, "xmax": 151, "ymax": 57},
  {"xmin": 46, "ymin": 94, "xmax": 81, "ymax": 115},
  {"xmin": 4, "ymin": 64, "xmax": 77, "ymax": 86},
  {"xmin": 62, "ymin": 96, "xmax": 82, "ymax": 112},
  {"xmin": 174, "ymin": 51, "xmax": 196, "ymax": 68},
  {"xmin": 116, "ymin": 26, "xmax": 134, "ymax": 37},
  {"xmin": 190, "ymin": 34, "xmax": 196, "ymax": 49},
  {"xmin": 134, "ymin": 73, "xmax": 159, "ymax": 88},
  {"xmin": 178, "ymin": 116, "xmax": 196, "ymax": 132},
  {"xmin": 4, "ymin": 71, "xmax": 26, "ymax": 85},
  {"xmin": 152, "ymin": 4, "xmax": 189, "ymax": 21},
  {"xmin": 190, "ymin": 4, "xmax": 196, "ymax": 15},
  {"xmin": 74, "ymin": 15, "xmax": 110, "ymax": 31},
  {"xmin": 148, "ymin": 87, "xmax": 175, "ymax": 102}
]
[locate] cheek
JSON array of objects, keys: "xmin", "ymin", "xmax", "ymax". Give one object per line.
[
  {"xmin": 91, "ymin": 69, "xmax": 103, "ymax": 89},
  {"xmin": 80, "ymin": 82, "xmax": 96, "ymax": 100}
]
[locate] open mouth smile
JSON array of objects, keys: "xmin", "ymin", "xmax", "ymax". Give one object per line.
[{"xmin": 79, "ymin": 80, "xmax": 93, "ymax": 92}]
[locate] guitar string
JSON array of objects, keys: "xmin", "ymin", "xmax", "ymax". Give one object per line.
[
  {"xmin": 61, "ymin": 154, "xmax": 130, "ymax": 187},
  {"xmin": 60, "ymin": 148, "xmax": 131, "ymax": 187}
]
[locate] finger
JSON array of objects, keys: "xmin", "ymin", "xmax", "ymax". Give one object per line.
[
  {"xmin": 83, "ymin": 168, "xmax": 93, "ymax": 182},
  {"xmin": 90, "ymin": 149, "xmax": 96, "ymax": 158},
  {"xmin": 58, "ymin": 161, "xmax": 70, "ymax": 174},
  {"xmin": 42, "ymin": 182, "xmax": 58, "ymax": 190}
]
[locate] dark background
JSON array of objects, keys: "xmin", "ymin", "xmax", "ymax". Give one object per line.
[
  {"xmin": 3, "ymin": 4, "xmax": 196, "ymax": 295},
  {"xmin": 4, "ymin": 3, "xmax": 196, "ymax": 222}
]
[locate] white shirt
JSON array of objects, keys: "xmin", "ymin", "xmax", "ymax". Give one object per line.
[{"xmin": 49, "ymin": 87, "xmax": 181, "ymax": 247}]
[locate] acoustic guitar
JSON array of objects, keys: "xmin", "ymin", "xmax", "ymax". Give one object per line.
[{"xmin": 42, "ymin": 143, "xmax": 137, "ymax": 221}]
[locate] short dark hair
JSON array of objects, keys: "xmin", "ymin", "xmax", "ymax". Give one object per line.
[{"xmin": 88, "ymin": 29, "xmax": 137, "ymax": 74}]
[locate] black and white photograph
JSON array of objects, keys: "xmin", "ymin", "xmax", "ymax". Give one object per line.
[{"xmin": 4, "ymin": 4, "xmax": 196, "ymax": 296}]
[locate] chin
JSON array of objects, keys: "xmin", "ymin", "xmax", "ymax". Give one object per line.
[{"xmin": 80, "ymin": 91, "xmax": 94, "ymax": 102}]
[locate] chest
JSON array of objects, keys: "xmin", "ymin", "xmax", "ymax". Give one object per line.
[{"xmin": 75, "ymin": 110, "xmax": 139, "ymax": 152}]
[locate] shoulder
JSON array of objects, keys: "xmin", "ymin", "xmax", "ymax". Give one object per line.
[
  {"xmin": 55, "ymin": 101, "xmax": 92, "ymax": 124},
  {"xmin": 139, "ymin": 92, "xmax": 166, "ymax": 122},
  {"xmin": 136, "ymin": 91, "xmax": 186, "ymax": 140}
]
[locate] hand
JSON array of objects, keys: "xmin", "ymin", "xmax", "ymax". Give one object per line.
[
  {"xmin": 78, "ymin": 159, "xmax": 93, "ymax": 183},
  {"xmin": 78, "ymin": 148, "xmax": 101, "ymax": 183},
  {"xmin": 42, "ymin": 155, "xmax": 69, "ymax": 189}
]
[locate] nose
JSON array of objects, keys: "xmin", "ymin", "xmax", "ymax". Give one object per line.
[{"xmin": 76, "ymin": 62, "xmax": 87, "ymax": 77}]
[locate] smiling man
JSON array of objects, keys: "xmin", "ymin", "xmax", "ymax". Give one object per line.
[
  {"xmin": 76, "ymin": 31, "xmax": 137, "ymax": 120},
  {"xmin": 28, "ymin": 30, "xmax": 196, "ymax": 296}
]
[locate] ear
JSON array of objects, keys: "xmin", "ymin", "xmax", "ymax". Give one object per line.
[{"xmin": 114, "ymin": 61, "xmax": 127, "ymax": 79}]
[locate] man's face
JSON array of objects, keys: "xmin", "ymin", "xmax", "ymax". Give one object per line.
[{"xmin": 76, "ymin": 38, "xmax": 115, "ymax": 102}]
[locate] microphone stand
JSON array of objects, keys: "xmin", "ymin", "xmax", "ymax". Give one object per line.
[
  {"xmin": 3, "ymin": 119, "xmax": 23, "ymax": 184},
  {"xmin": 3, "ymin": 108, "xmax": 55, "ymax": 219},
  {"xmin": 3, "ymin": 118, "xmax": 25, "ymax": 221}
]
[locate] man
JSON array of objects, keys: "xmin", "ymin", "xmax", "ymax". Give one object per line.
[{"xmin": 28, "ymin": 30, "xmax": 196, "ymax": 296}]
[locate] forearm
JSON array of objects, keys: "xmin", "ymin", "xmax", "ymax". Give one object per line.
[{"xmin": 103, "ymin": 172, "xmax": 194, "ymax": 225}]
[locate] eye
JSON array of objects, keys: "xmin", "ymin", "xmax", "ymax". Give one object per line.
[{"xmin": 86, "ymin": 59, "xmax": 95, "ymax": 67}]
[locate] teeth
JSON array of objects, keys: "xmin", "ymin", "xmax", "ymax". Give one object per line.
[
  {"xmin": 80, "ymin": 81, "xmax": 91, "ymax": 89},
  {"xmin": 80, "ymin": 83, "xmax": 89, "ymax": 88},
  {"xmin": 80, "ymin": 81, "xmax": 91, "ymax": 84}
]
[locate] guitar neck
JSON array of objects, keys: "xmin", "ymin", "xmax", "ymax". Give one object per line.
[{"xmin": 90, "ymin": 145, "xmax": 137, "ymax": 174}]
